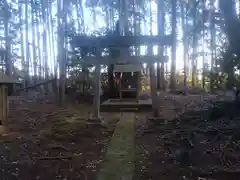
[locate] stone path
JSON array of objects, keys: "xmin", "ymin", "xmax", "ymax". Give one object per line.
[{"xmin": 97, "ymin": 112, "xmax": 135, "ymax": 180}]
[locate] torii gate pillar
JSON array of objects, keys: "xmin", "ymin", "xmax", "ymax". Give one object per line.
[{"xmin": 87, "ymin": 50, "xmax": 102, "ymax": 124}]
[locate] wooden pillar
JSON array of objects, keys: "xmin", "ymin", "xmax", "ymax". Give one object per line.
[
  {"xmin": 119, "ymin": 76, "xmax": 122, "ymax": 100},
  {"xmin": 0, "ymin": 84, "xmax": 8, "ymax": 125},
  {"xmin": 108, "ymin": 64, "xmax": 115, "ymax": 98}
]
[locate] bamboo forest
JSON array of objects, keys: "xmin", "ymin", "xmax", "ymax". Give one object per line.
[{"xmin": 1, "ymin": 0, "xmax": 240, "ymax": 179}]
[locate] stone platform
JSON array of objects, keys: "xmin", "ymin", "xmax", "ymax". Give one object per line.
[{"xmin": 100, "ymin": 99, "xmax": 152, "ymax": 112}]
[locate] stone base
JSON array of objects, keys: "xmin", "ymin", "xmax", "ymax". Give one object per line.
[
  {"xmin": 87, "ymin": 117, "xmax": 103, "ymax": 125},
  {"xmin": 148, "ymin": 116, "xmax": 162, "ymax": 120},
  {"xmin": 148, "ymin": 116, "xmax": 165, "ymax": 121},
  {"xmin": 147, "ymin": 116, "xmax": 167, "ymax": 125},
  {"xmin": 152, "ymin": 109, "xmax": 160, "ymax": 117}
]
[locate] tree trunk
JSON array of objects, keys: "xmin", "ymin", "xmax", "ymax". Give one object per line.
[
  {"xmin": 180, "ymin": 0, "xmax": 188, "ymax": 87},
  {"xmin": 157, "ymin": 0, "xmax": 165, "ymax": 90},
  {"xmin": 107, "ymin": 64, "xmax": 115, "ymax": 98},
  {"xmin": 3, "ymin": 0, "xmax": 12, "ymax": 76},
  {"xmin": 202, "ymin": 29, "xmax": 205, "ymax": 88},
  {"xmin": 109, "ymin": 2, "xmax": 118, "ymax": 97},
  {"xmin": 25, "ymin": 0, "xmax": 30, "ymax": 86},
  {"xmin": 57, "ymin": 0, "xmax": 66, "ymax": 105},
  {"xmin": 191, "ymin": 47, "xmax": 196, "ymax": 87},
  {"xmin": 191, "ymin": 1, "xmax": 200, "ymax": 87},
  {"xmin": 170, "ymin": 0, "xmax": 177, "ymax": 90},
  {"xmin": 210, "ymin": 0, "xmax": 216, "ymax": 91},
  {"xmin": 46, "ymin": 2, "xmax": 53, "ymax": 75},
  {"xmin": 36, "ymin": 6, "xmax": 42, "ymax": 79},
  {"xmin": 41, "ymin": 0, "xmax": 48, "ymax": 79},
  {"xmin": 31, "ymin": 0, "xmax": 37, "ymax": 79},
  {"xmin": 18, "ymin": 2, "xmax": 25, "ymax": 78},
  {"xmin": 49, "ymin": 3, "xmax": 57, "ymax": 77},
  {"xmin": 76, "ymin": 0, "xmax": 85, "ymax": 33}
]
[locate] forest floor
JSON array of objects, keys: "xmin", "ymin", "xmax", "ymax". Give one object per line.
[
  {"xmin": 0, "ymin": 94, "xmax": 119, "ymax": 180},
  {"xmin": 1, "ymin": 91, "xmax": 239, "ymax": 180},
  {"xmin": 134, "ymin": 93, "xmax": 240, "ymax": 180}
]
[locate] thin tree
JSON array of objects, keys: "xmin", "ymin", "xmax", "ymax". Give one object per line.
[
  {"xmin": 170, "ymin": 0, "xmax": 177, "ymax": 89},
  {"xmin": 25, "ymin": 0, "xmax": 30, "ymax": 85},
  {"xmin": 31, "ymin": 0, "xmax": 37, "ymax": 79}
]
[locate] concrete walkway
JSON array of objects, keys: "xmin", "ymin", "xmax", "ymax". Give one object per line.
[{"xmin": 97, "ymin": 112, "xmax": 135, "ymax": 180}]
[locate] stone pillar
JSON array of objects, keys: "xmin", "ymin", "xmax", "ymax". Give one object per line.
[
  {"xmin": 93, "ymin": 63, "xmax": 101, "ymax": 119},
  {"xmin": 48, "ymin": 81, "xmax": 53, "ymax": 95},
  {"xmin": 89, "ymin": 49, "xmax": 102, "ymax": 124},
  {"xmin": 0, "ymin": 84, "xmax": 8, "ymax": 125},
  {"xmin": 146, "ymin": 67, "xmax": 149, "ymax": 77},
  {"xmin": 136, "ymin": 71, "xmax": 141, "ymax": 102},
  {"xmin": 149, "ymin": 63, "xmax": 158, "ymax": 116},
  {"xmin": 160, "ymin": 62, "xmax": 165, "ymax": 90}
]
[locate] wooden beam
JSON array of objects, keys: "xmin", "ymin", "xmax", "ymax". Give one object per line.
[
  {"xmin": 71, "ymin": 35, "xmax": 173, "ymax": 48},
  {"xmin": 79, "ymin": 55, "xmax": 169, "ymax": 65},
  {"xmin": 114, "ymin": 64, "xmax": 142, "ymax": 72}
]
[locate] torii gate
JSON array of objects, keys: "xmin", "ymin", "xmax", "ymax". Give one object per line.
[{"xmin": 70, "ymin": 35, "xmax": 172, "ymax": 121}]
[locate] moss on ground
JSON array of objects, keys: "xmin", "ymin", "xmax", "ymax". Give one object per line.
[{"xmin": 97, "ymin": 112, "xmax": 135, "ymax": 180}]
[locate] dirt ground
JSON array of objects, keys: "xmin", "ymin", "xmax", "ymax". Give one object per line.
[
  {"xmin": 134, "ymin": 94, "xmax": 240, "ymax": 180},
  {"xmin": 1, "ymin": 92, "xmax": 239, "ymax": 180},
  {"xmin": 0, "ymin": 95, "xmax": 119, "ymax": 180}
]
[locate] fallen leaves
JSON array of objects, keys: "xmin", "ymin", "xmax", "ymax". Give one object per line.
[
  {"xmin": 0, "ymin": 92, "xmax": 117, "ymax": 180},
  {"xmin": 135, "ymin": 93, "xmax": 240, "ymax": 180}
]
